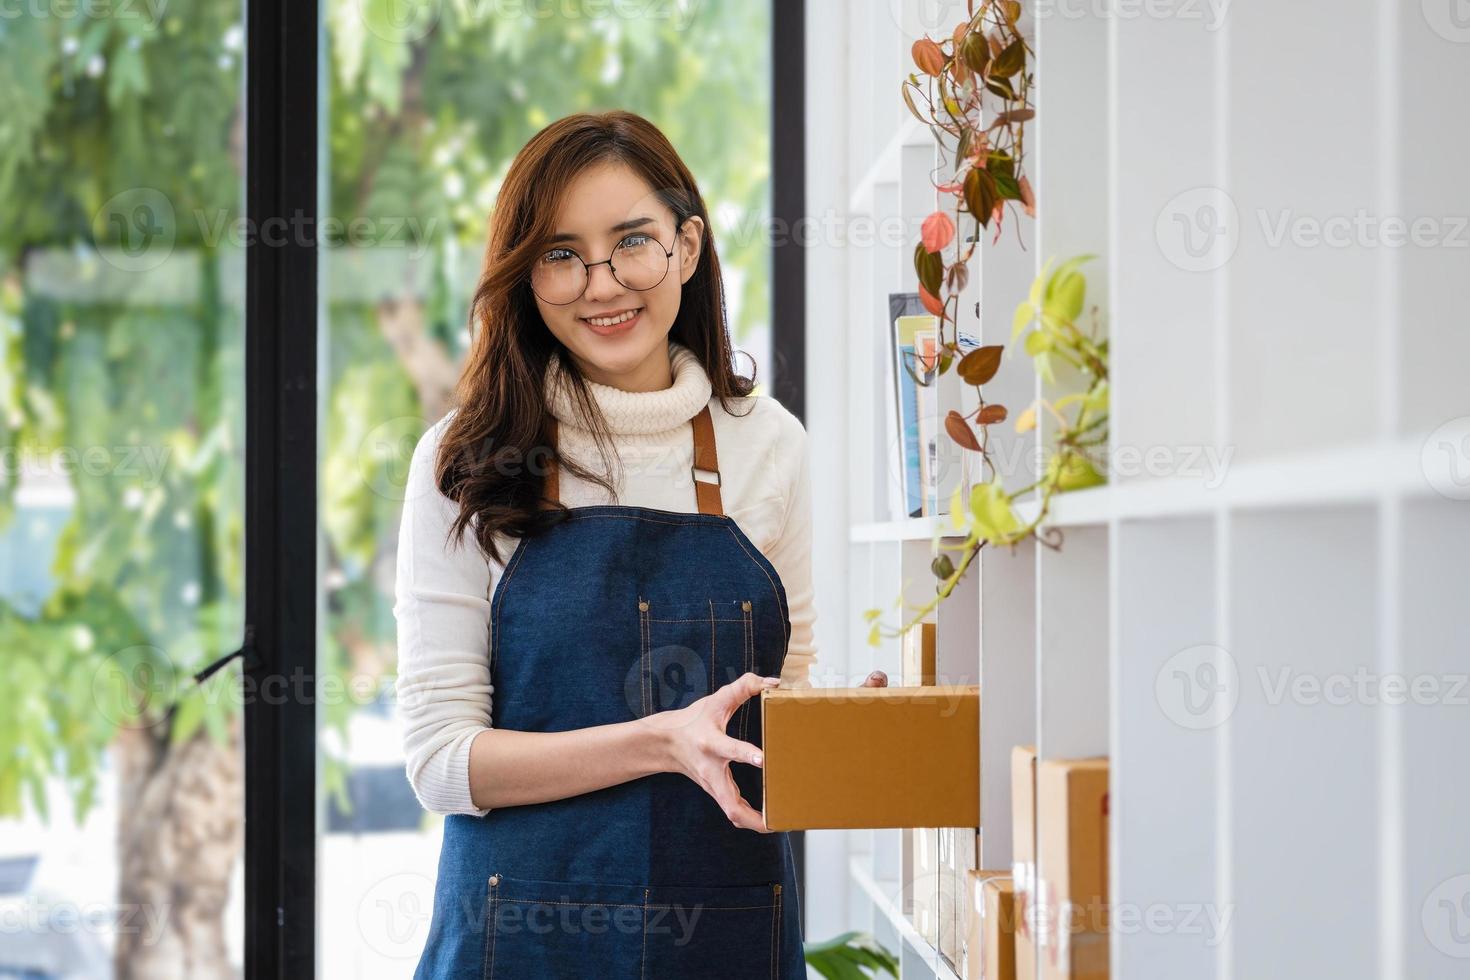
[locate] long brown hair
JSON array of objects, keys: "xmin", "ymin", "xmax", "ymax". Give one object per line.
[{"xmin": 436, "ymin": 110, "xmax": 756, "ymax": 565}]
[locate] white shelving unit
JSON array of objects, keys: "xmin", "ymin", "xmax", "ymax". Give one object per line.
[{"xmin": 804, "ymin": 1, "xmax": 1469, "ymax": 978}]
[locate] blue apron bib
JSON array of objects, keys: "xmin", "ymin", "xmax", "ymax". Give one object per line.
[{"xmin": 414, "ymin": 404, "xmax": 807, "ymax": 979}]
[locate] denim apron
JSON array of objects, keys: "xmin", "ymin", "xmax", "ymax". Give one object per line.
[{"xmin": 414, "ymin": 404, "xmax": 807, "ymax": 979}]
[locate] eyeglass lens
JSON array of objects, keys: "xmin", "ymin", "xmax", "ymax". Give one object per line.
[{"xmin": 530, "ymin": 232, "xmax": 673, "ymax": 305}]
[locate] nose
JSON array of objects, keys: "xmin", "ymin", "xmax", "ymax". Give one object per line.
[{"xmin": 583, "ymin": 259, "xmax": 624, "ymax": 303}]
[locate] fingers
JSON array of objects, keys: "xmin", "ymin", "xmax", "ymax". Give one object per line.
[
  {"xmin": 719, "ymin": 671, "xmax": 780, "ymax": 709},
  {"xmin": 712, "ymin": 733, "xmax": 764, "ymax": 768},
  {"xmin": 710, "ymin": 763, "xmax": 770, "ymax": 833},
  {"xmin": 860, "ymin": 669, "xmax": 889, "ymax": 688}
]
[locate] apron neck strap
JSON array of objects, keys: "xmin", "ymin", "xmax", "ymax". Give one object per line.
[{"xmin": 540, "ymin": 404, "xmax": 724, "ymax": 517}]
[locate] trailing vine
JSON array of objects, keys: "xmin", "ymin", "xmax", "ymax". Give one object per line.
[{"xmin": 863, "ymin": 4, "xmax": 1111, "ymax": 646}]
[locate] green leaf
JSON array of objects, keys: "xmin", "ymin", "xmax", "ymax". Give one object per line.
[
  {"xmin": 1011, "ymin": 301, "xmax": 1035, "ymax": 344},
  {"xmin": 969, "ymin": 482, "xmax": 1019, "ymax": 543},
  {"xmin": 1024, "ymin": 330, "xmax": 1052, "ymax": 356}
]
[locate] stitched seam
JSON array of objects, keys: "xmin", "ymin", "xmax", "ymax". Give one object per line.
[
  {"xmin": 707, "ymin": 600, "xmax": 716, "ymax": 696},
  {"xmin": 769, "ymin": 885, "xmax": 777, "ymax": 979},
  {"xmin": 488, "ymin": 539, "xmax": 531, "ymax": 664},
  {"xmin": 775, "ymin": 886, "xmax": 783, "ymax": 979},
  {"xmin": 639, "ymin": 599, "xmax": 649, "ymax": 717},
  {"xmin": 646, "ymin": 616, "xmax": 745, "ymax": 623},
  {"xmin": 740, "ymin": 604, "xmax": 753, "ymax": 740},
  {"xmin": 720, "ymin": 524, "xmax": 790, "ymax": 628},
  {"xmin": 483, "ymin": 886, "xmax": 499, "ymax": 980},
  {"xmin": 641, "ymin": 887, "xmax": 649, "ymax": 980},
  {"xmin": 495, "ymin": 897, "xmax": 775, "ymax": 911}
]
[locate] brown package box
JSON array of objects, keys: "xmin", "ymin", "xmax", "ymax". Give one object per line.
[
  {"xmin": 902, "ymin": 621, "xmax": 937, "ymax": 685},
  {"xmin": 964, "ymin": 871, "xmax": 1016, "ymax": 980},
  {"xmin": 1037, "ymin": 757, "xmax": 1109, "ymax": 980},
  {"xmin": 1011, "ymin": 745, "xmax": 1038, "ymax": 979},
  {"xmin": 760, "ymin": 685, "xmax": 979, "ymax": 830}
]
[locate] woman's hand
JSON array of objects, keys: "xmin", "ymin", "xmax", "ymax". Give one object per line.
[
  {"xmin": 860, "ymin": 669, "xmax": 889, "ymax": 687},
  {"xmin": 661, "ymin": 672, "xmax": 779, "ymax": 833}
]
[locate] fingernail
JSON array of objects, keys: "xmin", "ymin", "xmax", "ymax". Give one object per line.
[
  {"xmin": 752, "ymin": 753, "xmax": 763, "ymax": 766},
  {"xmin": 763, "ymin": 676, "xmax": 780, "ymax": 685}
]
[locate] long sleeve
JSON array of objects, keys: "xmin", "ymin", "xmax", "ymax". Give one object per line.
[
  {"xmin": 762, "ymin": 411, "xmax": 819, "ymax": 690},
  {"xmin": 393, "ymin": 414, "xmax": 495, "ymax": 817}
]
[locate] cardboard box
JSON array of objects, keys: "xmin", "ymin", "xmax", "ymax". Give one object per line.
[
  {"xmin": 1011, "ymin": 746, "xmax": 1038, "ymax": 980},
  {"xmin": 939, "ymin": 825, "xmax": 977, "ymax": 969},
  {"xmin": 902, "ymin": 620, "xmax": 937, "ymax": 685},
  {"xmin": 907, "ymin": 826, "xmax": 942, "ymax": 947},
  {"xmin": 1037, "ymin": 757, "xmax": 1109, "ymax": 980},
  {"xmin": 760, "ymin": 685, "xmax": 980, "ymax": 830},
  {"xmin": 964, "ymin": 872, "xmax": 1016, "ymax": 980}
]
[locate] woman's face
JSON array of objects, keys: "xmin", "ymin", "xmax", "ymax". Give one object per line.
[{"xmin": 532, "ymin": 160, "xmax": 705, "ymax": 391}]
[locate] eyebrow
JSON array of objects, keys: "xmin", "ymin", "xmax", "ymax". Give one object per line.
[{"xmin": 547, "ymin": 216, "xmax": 656, "ymax": 245}]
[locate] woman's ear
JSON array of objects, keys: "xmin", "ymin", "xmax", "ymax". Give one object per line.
[{"xmin": 676, "ymin": 214, "xmax": 705, "ymax": 284}]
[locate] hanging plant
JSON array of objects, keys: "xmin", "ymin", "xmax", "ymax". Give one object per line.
[{"xmin": 866, "ymin": 256, "xmax": 1109, "ymax": 644}]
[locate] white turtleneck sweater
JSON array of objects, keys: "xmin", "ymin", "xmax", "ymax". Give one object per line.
[{"xmin": 393, "ymin": 339, "xmax": 817, "ymax": 816}]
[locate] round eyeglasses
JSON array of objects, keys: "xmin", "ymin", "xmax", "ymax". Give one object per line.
[{"xmin": 529, "ymin": 218, "xmax": 685, "ymax": 306}]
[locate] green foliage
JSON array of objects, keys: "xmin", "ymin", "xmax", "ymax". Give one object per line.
[
  {"xmin": 1, "ymin": 2, "xmax": 775, "ymax": 822},
  {"xmin": 803, "ymin": 930, "xmax": 899, "ymax": 979}
]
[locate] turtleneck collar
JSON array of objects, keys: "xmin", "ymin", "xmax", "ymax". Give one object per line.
[{"xmin": 545, "ymin": 338, "xmax": 713, "ymax": 436}]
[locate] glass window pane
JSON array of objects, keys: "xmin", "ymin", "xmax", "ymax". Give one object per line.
[
  {"xmin": 317, "ymin": 6, "xmax": 773, "ymax": 974},
  {"xmin": 0, "ymin": 6, "xmax": 247, "ymax": 978}
]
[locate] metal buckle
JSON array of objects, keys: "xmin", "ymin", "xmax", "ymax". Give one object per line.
[{"xmin": 691, "ymin": 465, "xmax": 722, "ymax": 487}]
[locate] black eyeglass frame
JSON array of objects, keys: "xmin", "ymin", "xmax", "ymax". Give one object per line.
[{"xmin": 529, "ymin": 215, "xmax": 689, "ymax": 306}]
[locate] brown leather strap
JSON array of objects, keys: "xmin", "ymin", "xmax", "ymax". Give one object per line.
[
  {"xmin": 539, "ymin": 416, "xmax": 560, "ymax": 510},
  {"xmin": 540, "ymin": 405, "xmax": 723, "ymax": 516},
  {"xmin": 690, "ymin": 404, "xmax": 724, "ymax": 517}
]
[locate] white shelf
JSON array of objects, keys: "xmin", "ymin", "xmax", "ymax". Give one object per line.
[
  {"xmin": 848, "ymin": 116, "xmax": 929, "ymax": 214},
  {"xmin": 849, "ymin": 436, "xmax": 1440, "ymax": 544},
  {"xmin": 848, "ymin": 857, "xmax": 963, "ymax": 980}
]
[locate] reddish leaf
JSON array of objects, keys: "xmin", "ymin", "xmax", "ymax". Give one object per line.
[
  {"xmin": 912, "ymin": 38, "xmax": 946, "ymax": 76},
  {"xmin": 1019, "ymin": 175, "xmax": 1036, "ymax": 217},
  {"xmin": 919, "ymin": 284, "xmax": 945, "ymax": 317},
  {"xmin": 978, "ymin": 404, "xmax": 1009, "ymax": 424},
  {"xmin": 958, "ymin": 345, "xmax": 1004, "ymax": 385},
  {"xmin": 922, "ymin": 211, "xmax": 956, "ymax": 253},
  {"xmin": 945, "ymin": 410, "xmax": 982, "ymax": 451}
]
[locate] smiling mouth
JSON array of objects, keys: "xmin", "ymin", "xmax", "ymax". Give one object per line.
[{"xmin": 580, "ymin": 308, "xmax": 643, "ymax": 326}]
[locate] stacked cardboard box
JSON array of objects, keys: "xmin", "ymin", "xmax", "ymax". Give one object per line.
[
  {"xmin": 1037, "ymin": 757, "xmax": 1109, "ymax": 980},
  {"xmin": 1011, "ymin": 746, "xmax": 1038, "ymax": 979},
  {"xmin": 963, "ymin": 871, "xmax": 1016, "ymax": 979}
]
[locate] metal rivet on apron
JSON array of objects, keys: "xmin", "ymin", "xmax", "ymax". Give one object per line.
[
  {"xmin": 741, "ymin": 600, "xmax": 751, "ymax": 612},
  {"xmin": 638, "ymin": 600, "xmax": 649, "ymax": 611},
  {"xmin": 773, "ymin": 883, "xmax": 781, "ymax": 895},
  {"xmin": 488, "ymin": 874, "xmax": 501, "ymax": 887}
]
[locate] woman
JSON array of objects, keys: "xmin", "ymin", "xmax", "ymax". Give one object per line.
[{"xmin": 394, "ymin": 110, "xmax": 885, "ymax": 979}]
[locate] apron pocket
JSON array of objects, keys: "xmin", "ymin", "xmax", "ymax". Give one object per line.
[
  {"xmin": 636, "ymin": 597, "xmax": 754, "ymax": 719},
  {"xmin": 643, "ymin": 880, "xmax": 783, "ymax": 980},
  {"xmin": 481, "ymin": 874, "xmax": 647, "ymax": 980},
  {"xmin": 481, "ymin": 874, "xmax": 782, "ymax": 980}
]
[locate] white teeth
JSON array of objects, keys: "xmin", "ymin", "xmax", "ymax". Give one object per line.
[{"xmin": 584, "ymin": 309, "xmax": 640, "ymax": 327}]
